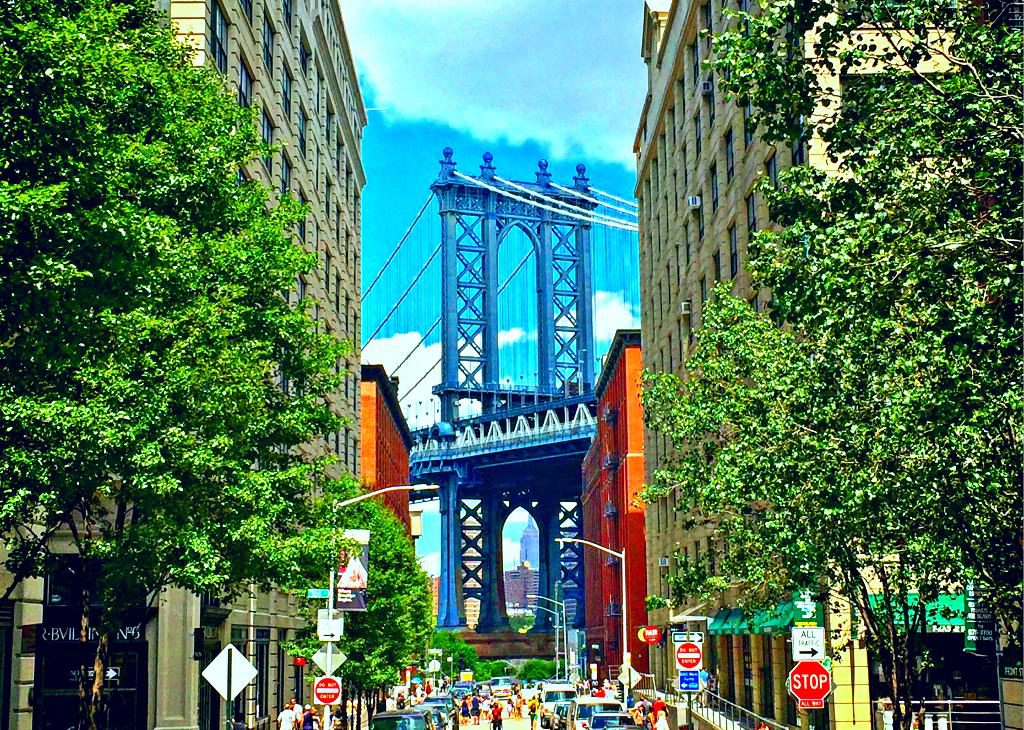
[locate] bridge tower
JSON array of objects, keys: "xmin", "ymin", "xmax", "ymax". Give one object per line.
[{"xmin": 414, "ymin": 149, "xmax": 599, "ymax": 638}]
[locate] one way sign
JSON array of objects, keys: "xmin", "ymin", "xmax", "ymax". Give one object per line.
[{"xmin": 791, "ymin": 627, "xmax": 825, "ymax": 661}]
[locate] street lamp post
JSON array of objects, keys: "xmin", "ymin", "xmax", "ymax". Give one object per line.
[
  {"xmin": 557, "ymin": 538, "xmax": 627, "ymax": 696},
  {"xmin": 528, "ymin": 594, "xmax": 570, "ymax": 680},
  {"xmin": 533, "ymin": 604, "xmax": 562, "ymax": 678}
]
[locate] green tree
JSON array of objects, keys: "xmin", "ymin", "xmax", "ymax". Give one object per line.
[
  {"xmin": 0, "ymin": 1, "xmax": 353, "ymax": 726},
  {"xmin": 287, "ymin": 492, "xmax": 434, "ymax": 695},
  {"xmin": 517, "ymin": 659, "xmax": 556, "ymax": 682},
  {"xmin": 643, "ymin": 3, "xmax": 1022, "ymax": 729},
  {"xmin": 431, "ymin": 629, "xmax": 481, "ymax": 676}
]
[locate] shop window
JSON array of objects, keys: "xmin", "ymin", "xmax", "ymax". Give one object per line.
[
  {"xmin": 742, "ymin": 634, "xmax": 754, "ymax": 710},
  {"xmin": 760, "ymin": 636, "xmax": 775, "ymax": 718},
  {"xmin": 254, "ymin": 628, "xmax": 270, "ymax": 719}
]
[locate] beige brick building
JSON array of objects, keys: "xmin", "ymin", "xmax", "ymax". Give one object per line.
[
  {"xmin": 633, "ymin": 2, "xmax": 872, "ymax": 728},
  {"xmin": 0, "ymin": 2, "xmax": 366, "ymax": 729}
]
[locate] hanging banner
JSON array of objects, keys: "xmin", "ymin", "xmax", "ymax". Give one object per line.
[{"xmin": 336, "ymin": 529, "xmax": 370, "ymax": 611}]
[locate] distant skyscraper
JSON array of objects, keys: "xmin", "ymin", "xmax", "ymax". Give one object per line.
[{"xmin": 520, "ymin": 517, "xmax": 540, "ymax": 568}]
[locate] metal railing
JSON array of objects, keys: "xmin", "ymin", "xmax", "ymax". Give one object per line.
[
  {"xmin": 875, "ymin": 699, "xmax": 1002, "ymax": 729},
  {"xmin": 689, "ymin": 691, "xmax": 787, "ymax": 730}
]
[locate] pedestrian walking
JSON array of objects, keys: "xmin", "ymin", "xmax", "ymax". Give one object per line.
[
  {"xmin": 278, "ymin": 702, "xmax": 298, "ymax": 730},
  {"xmin": 471, "ymin": 694, "xmax": 481, "ymax": 725},
  {"xmin": 301, "ymin": 705, "xmax": 316, "ymax": 730},
  {"xmin": 460, "ymin": 697, "xmax": 471, "ymax": 726},
  {"xmin": 527, "ymin": 697, "xmax": 539, "ymax": 730},
  {"xmin": 490, "ymin": 700, "xmax": 503, "ymax": 730}
]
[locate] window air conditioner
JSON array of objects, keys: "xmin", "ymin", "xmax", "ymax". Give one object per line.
[
  {"xmin": 687, "ymin": 195, "xmax": 702, "ymax": 210},
  {"xmin": 701, "ymin": 79, "xmax": 714, "ymax": 95},
  {"xmin": 659, "ymin": 556, "xmax": 670, "ymax": 568},
  {"xmin": 679, "ymin": 300, "xmax": 692, "ymax": 316}
]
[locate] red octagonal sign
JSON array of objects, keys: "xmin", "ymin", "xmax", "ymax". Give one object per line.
[
  {"xmin": 314, "ymin": 676, "xmax": 342, "ymax": 705},
  {"xmin": 788, "ymin": 661, "xmax": 832, "ymax": 709}
]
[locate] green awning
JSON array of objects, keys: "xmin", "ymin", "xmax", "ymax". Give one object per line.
[
  {"xmin": 708, "ymin": 608, "xmax": 751, "ymax": 635},
  {"xmin": 867, "ymin": 592, "xmax": 965, "ymax": 632},
  {"xmin": 752, "ymin": 602, "xmax": 796, "ymax": 635}
]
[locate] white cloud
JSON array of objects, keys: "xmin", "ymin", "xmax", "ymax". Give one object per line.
[
  {"xmin": 418, "ymin": 551, "xmax": 441, "ymax": 577},
  {"xmin": 503, "ymin": 539, "xmax": 522, "ymax": 570},
  {"xmin": 344, "ymin": 0, "xmax": 646, "ymax": 168},
  {"xmin": 593, "ymin": 290, "xmax": 640, "ymax": 346},
  {"xmin": 498, "ymin": 327, "xmax": 528, "ymax": 347},
  {"xmin": 362, "ymin": 331, "xmax": 441, "ymax": 429}
]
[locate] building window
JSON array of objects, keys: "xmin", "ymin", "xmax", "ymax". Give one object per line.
[
  {"xmin": 262, "ymin": 17, "xmax": 275, "ymax": 73},
  {"xmin": 261, "ymin": 108, "xmax": 274, "ymax": 170},
  {"xmin": 729, "ymin": 224, "xmax": 739, "ymax": 278},
  {"xmin": 281, "ymin": 156, "xmax": 291, "ymax": 196},
  {"xmin": 746, "ymin": 193, "xmax": 757, "ymax": 234},
  {"xmin": 703, "ymin": 0, "xmax": 713, "ymax": 35},
  {"xmin": 282, "ymin": 0, "xmax": 293, "ymax": 29},
  {"xmin": 713, "ymin": 248, "xmax": 722, "ymax": 282},
  {"xmin": 700, "ymin": 275, "xmax": 708, "ymax": 303},
  {"xmin": 297, "ymin": 106, "xmax": 307, "ymax": 157},
  {"xmin": 238, "ymin": 60, "xmax": 253, "ymax": 108},
  {"xmin": 792, "ymin": 131, "xmax": 807, "ymax": 166},
  {"xmin": 744, "ymin": 98, "xmax": 754, "ymax": 146},
  {"xmin": 710, "ymin": 161, "xmax": 719, "ymax": 211},
  {"xmin": 742, "ymin": 635, "xmax": 754, "ymax": 710},
  {"xmin": 698, "ymin": 204, "xmax": 705, "ymax": 241},
  {"xmin": 335, "ymin": 272, "xmax": 341, "ymax": 312},
  {"xmin": 725, "ymin": 129, "xmax": 735, "ymax": 181},
  {"xmin": 324, "ymin": 251, "xmax": 331, "ymax": 295},
  {"xmin": 760, "ymin": 636, "xmax": 776, "ymax": 719},
  {"xmin": 707, "ymin": 77, "xmax": 716, "ymax": 127},
  {"xmin": 282, "ymin": 70, "xmax": 293, "ymax": 120},
  {"xmin": 299, "ymin": 43, "xmax": 311, "ymax": 75},
  {"xmin": 210, "ymin": 2, "xmax": 228, "ymax": 74},
  {"xmin": 694, "ymin": 111, "xmax": 702, "ymax": 158},
  {"xmin": 684, "ymin": 223, "xmax": 691, "ymax": 267},
  {"xmin": 691, "ymin": 40, "xmax": 700, "ymax": 85},
  {"xmin": 241, "ymin": 0, "xmax": 253, "ymax": 22},
  {"xmin": 254, "ymin": 628, "xmax": 271, "ymax": 719},
  {"xmin": 298, "ymin": 192, "xmax": 306, "ymax": 242},
  {"xmin": 766, "ymin": 152, "xmax": 778, "ymax": 188}
]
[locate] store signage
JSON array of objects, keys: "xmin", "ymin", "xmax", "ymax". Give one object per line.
[
  {"xmin": 964, "ymin": 583, "xmax": 996, "ymax": 653},
  {"xmin": 40, "ymin": 624, "xmax": 143, "ymax": 642},
  {"xmin": 639, "ymin": 626, "xmax": 663, "ymax": 644}
]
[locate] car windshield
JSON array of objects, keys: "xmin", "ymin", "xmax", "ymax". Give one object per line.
[
  {"xmin": 544, "ymin": 691, "xmax": 576, "ymax": 703},
  {"xmin": 372, "ymin": 718, "xmax": 426, "ymax": 730},
  {"xmin": 591, "ymin": 715, "xmax": 634, "ymax": 729},
  {"xmin": 577, "ymin": 705, "xmax": 621, "ymax": 720}
]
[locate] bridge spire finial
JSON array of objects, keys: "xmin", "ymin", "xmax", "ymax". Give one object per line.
[
  {"xmin": 480, "ymin": 151, "xmax": 496, "ymax": 180},
  {"xmin": 536, "ymin": 159, "xmax": 552, "ymax": 186},
  {"xmin": 439, "ymin": 147, "xmax": 457, "ymax": 180},
  {"xmin": 574, "ymin": 163, "xmax": 589, "ymax": 191}
]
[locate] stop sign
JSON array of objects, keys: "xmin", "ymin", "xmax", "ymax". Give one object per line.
[
  {"xmin": 788, "ymin": 661, "xmax": 832, "ymax": 708},
  {"xmin": 675, "ymin": 642, "xmax": 702, "ymax": 670},
  {"xmin": 314, "ymin": 676, "xmax": 342, "ymax": 705}
]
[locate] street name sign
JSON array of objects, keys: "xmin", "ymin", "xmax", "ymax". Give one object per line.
[
  {"xmin": 791, "ymin": 626, "xmax": 825, "ymax": 661},
  {"xmin": 312, "ymin": 644, "xmax": 346, "ymax": 674},
  {"xmin": 788, "ymin": 661, "xmax": 832, "ymax": 709},
  {"xmin": 202, "ymin": 644, "xmax": 257, "ymax": 701},
  {"xmin": 307, "ymin": 588, "xmax": 330, "ymax": 600},
  {"xmin": 671, "ymin": 630, "xmax": 705, "ymax": 644},
  {"xmin": 675, "ymin": 642, "xmax": 703, "ymax": 671},
  {"xmin": 678, "ymin": 671, "xmax": 700, "ymax": 692},
  {"xmin": 314, "ymin": 676, "xmax": 343, "ymax": 705}
]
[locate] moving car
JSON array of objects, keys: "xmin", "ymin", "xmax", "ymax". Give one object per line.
[
  {"xmin": 540, "ymin": 683, "xmax": 577, "ymax": 729},
  {"xmin": 553, "ymin": 702, "xmax": 573, "ymax": 730},
  {"xmin": 421, "ymin": 696, "xmax": 457, "ymax": 728},
  {"xmin": 589, "ymin": 713, "xmax": 638, "ymax": 730},
  {"xmin": 567, "ymin": 698, "xmax": 625, "ymax": 730},
  {"xmin": 490, "ymin": 676, "xmax": 516, "ymax": 700},
  {"xmin": 371, "ymin": 711, "xmax": 432, "ymax": 730}
]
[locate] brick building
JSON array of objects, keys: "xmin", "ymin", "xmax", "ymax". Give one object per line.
[
  {"xmin": 581, "ymin": 329, "xmax": 648, "ymax": 679},
  {"xmin": 360, "ymin": 364, "xmax": 413, "ymax": 532},
  {"xmin": 503, "ymin": 563, "xmax": 540, "ymax": 612}
]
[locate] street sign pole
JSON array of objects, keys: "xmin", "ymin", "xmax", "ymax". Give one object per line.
[{"xmin": 225, "ymin": 647, "xmax": 232, "ymax": 730}]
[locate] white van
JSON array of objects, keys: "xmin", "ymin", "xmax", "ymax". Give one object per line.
[
  {"xmin": 567, "ymin": 697, "xmax": 625, "ymax": 730},
  {"xmin": 539, "ymin": 683, "xmax": 577, "ymax": 728}
]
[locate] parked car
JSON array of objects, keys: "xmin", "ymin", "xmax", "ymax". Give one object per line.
[
  {"xmin": 476, "ymin": 683, "xmax": 493, "ymax": 698},
  {"xmin": 540, "ymin": 683, "xmax": 577, "ymax": 728},
  {"xmin": 371, "ymin": 711, "xmax": 432, "ymax": 730},
  {"xmin": 421, "ymin": 696, "xmax": 457, "ymax": 728},
  {"xmin": 553, "ymin": 702, "xmax": 573, "ymax": 730},
  {"xmin": 567, "ymin": 698, "xmax": 625, "ymax": 730},
  {"xmin": 589, "ymin": 713, "xmax": 638, "ymax": 730}
]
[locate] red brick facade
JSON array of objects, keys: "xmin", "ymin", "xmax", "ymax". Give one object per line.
[
  {"xmin": 360, "ymin": 364, "xmax": 413, "ymax": 532},
  {"xmin": 581, "ymin": 330, "xmax": 649, "ymax": 678}
]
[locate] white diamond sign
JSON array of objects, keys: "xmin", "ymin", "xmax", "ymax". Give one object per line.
[
  {"xmin": 312, "ymin": 644, "xmax": 347, "ymax": 674},
  {"xmin": 202, "ymin": 644, "xmax": 257, "ymax": 701}
]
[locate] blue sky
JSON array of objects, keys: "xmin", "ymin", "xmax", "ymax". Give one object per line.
[{"xmin": 345, "ymin": 0, "xmax": 648, "ymax": 575}]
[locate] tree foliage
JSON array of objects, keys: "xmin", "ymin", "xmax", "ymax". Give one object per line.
[
  {"xmin": 642, "ymin": 2, "xmax": 1022, "ymax": 728},
  {"xmin": 287, "ymin": 494, "xmax": 434, "ymax": 691},
  {"xmin": 0, "ymin": 0, "xmax": 356, "ymax": 724},
  {"xmin": 431, "ymin": 630, "xmax": 481, "ymax": 676},
  {"xmin": 517, "ymin": 659, "xmax": 557, "ymax": 682}
]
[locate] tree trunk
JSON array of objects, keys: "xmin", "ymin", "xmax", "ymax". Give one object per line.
[
  {"xmin": 89, "ymin": 631, "xmax": 110, "ymax": 730},
  {"xmin": 341, "ymin": 681, "xmax": 349, "ymax": 730},
  {"xmin": 78, "ymin": 581, "xmax": 91, "ymax": 730},
  {"xmin": 356, "ymin": 686, "xmax": 362, "ymax": 730}
]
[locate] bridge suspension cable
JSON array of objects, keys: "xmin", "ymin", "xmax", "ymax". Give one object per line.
[
  {"xmin": 396, "ymin": 246, "xmax": 536, "ymax": 401},
  {"xmin": 362, "ymin": 193, "xmax": 433, "ymax": 298},
  {"xmin": 548, "ymin": 181, "xmax": 638, "ymax": 218},
  {"xmin": 392, "ymin": 246, "xmax": 534, "ymax": 379},
  {"xmin": 587, "ymin": 185, "xmax": 639, "ymax": 209},
  {"xmin": 452, "ymin": 171, "xmax": 638, "ymax": 233},
  {"xmin": 492, "ymin": 174, "xmax": 638, "ymax": 229},
  {"xmin": 362, "ymin": 241, "xmax": 441, "ymax": 347}
]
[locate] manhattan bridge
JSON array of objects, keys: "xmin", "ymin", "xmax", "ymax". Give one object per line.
[{"xmin": 362, "ymin": 148, "xmax": 639, "ymax": 656}]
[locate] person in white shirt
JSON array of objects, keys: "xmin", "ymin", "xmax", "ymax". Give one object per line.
[{"xmin": 277, "ymin": 703, "xmax": 297, "ymax": 730}]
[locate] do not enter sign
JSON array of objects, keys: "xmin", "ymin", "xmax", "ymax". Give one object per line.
[
  {"xmin": 788, "ymin": 661, "xmax": 832, "ymax": 709},
  {"xmin": 675, "ymin": 642, "xmax": 702, "ymax": 671},
  {"xmin": 314, "ymin": 676, "xmax": 342, "ymax": 705}
]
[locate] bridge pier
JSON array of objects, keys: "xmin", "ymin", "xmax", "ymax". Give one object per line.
[
  {"xmin": 476, "ymin": 497, "xmax": 510, "ymax": 632},
  {"xmin": 437, "ymin": 475, "xmax": 466, "ymax": 629}
]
